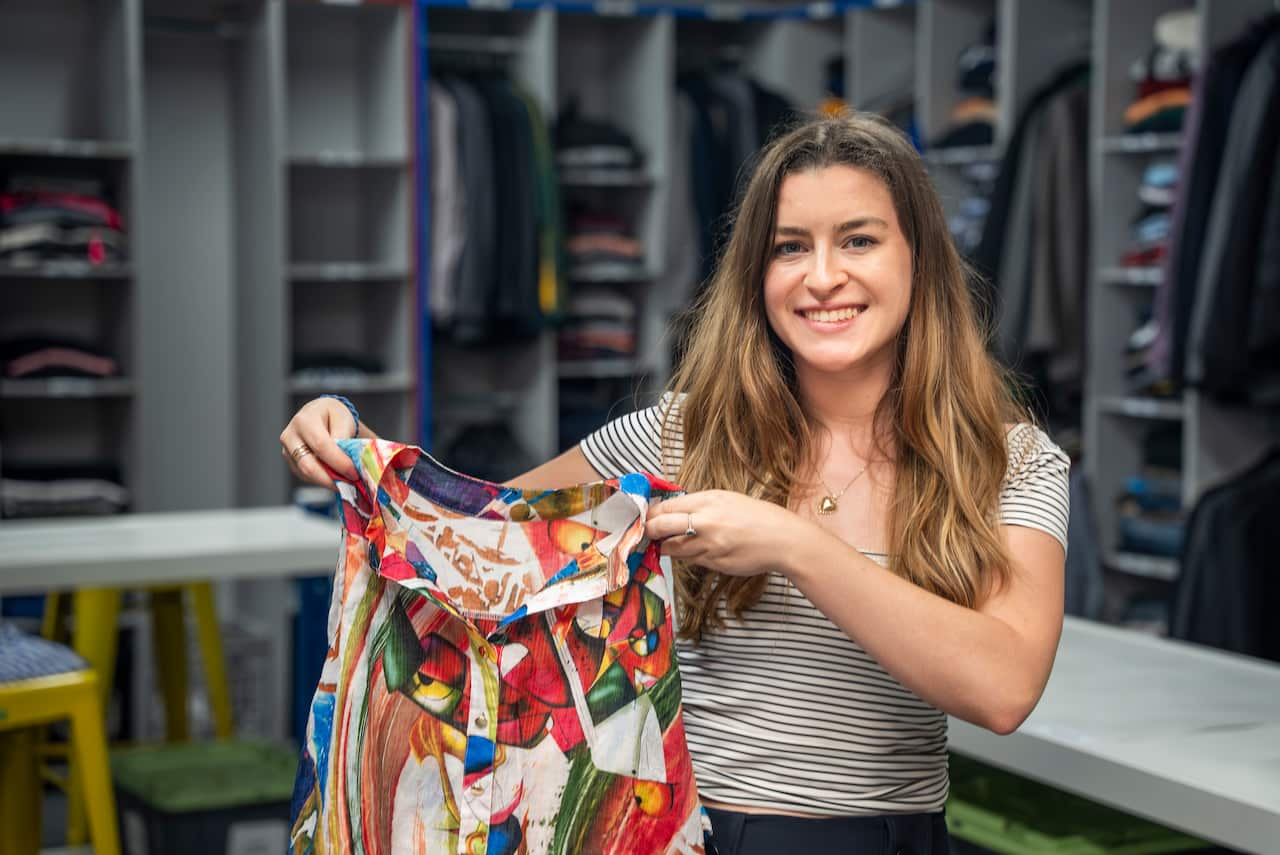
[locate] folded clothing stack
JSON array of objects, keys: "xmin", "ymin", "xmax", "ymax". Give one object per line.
[
  {"xmin": 1, "ymin": 337, "xmax": 120, "ymax": 380},
  {"xmin": 1124, "ymin": 8, "xmax": 1198, "ymax": 135},
  {"xmin": 564, "ymin": 209, "xmax": 647, "ymax": 282},
  {"xmin": 1116, "ymin": 471, "xmax": 1185, "ymax": 558},
  {"xmin": 1, "ymin": 461, "xmax": 130, "ymax": 519},
  {"xmin": 557, "ymin": 290, "xmax": 635, "ymax": 362},
  {"xmin": 932, "ymin": 19, "xmax": 998, "ymax": 149},
  {"xmin": 291, "ymin": 352, "xmax": 386, "ymax": 386},
  {"xmin": 0, "ymin": 174, "xmax": 127, "ymax": 266},
  {"xmin": 555, "ymin": 99, "xmax": 644, "ymax": 173}
]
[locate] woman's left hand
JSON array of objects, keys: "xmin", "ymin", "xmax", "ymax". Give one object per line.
[{"xmin": 644, "ymin": 490, "xmax": 817, "ymax": 578}]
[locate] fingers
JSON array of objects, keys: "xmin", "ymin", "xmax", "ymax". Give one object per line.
[
  {"xmin": 645, "ymin": 500, "xmax": 701, "ymax": 543},
  {"xmin": 299, "ymin": 403, "xmax": 358, "ymax": 481},
  {"xmin": 279, "ymin": 399, "xmax": 358, "ymax": 490}
]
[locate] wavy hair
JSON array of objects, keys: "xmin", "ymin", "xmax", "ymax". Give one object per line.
[{"xmin": 664, "ymin": 111, "xmax": 1024, "ymax": 642}]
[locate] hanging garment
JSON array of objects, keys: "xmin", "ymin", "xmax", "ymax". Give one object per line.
[
  {"xmin": 290, "ymin": 439, "xmax": 707, "ymax": 855},
  {"xmin": 1169, "ymin": 449, "xmax": 1280, "ymax": 664},
  {"xmin": 1149, "ymin": 17, "xmax": 1280, "ymax": 388},
  {"xmin": 1186, "ymin": 30, "xmax": 1280, "ymax": 400}
]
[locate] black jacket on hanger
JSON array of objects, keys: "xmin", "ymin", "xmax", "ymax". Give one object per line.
[
  {"xmin": 1186, "ymin": 29, "xmax": 1280, "ymax": 401},
  {"xmin": 1169, "ymin": 449, "xmax": 1280, "ymax": 664},
  {"xmin": 970, "ymin": 62, "xmax": 1090, "ymax": 319}
]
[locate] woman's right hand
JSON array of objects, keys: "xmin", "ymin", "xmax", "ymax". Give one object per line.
[{"xmin": 280, "ymin": 397, "xmax": 361, "ymax": 489}]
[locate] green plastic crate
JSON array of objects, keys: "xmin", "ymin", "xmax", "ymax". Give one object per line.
[
  {"xmin": 946, "ymin": 753, "xmax": 1208, "ymax": 855},
  {"xmin": 110, "ymin": 740, "xmax": 298, "ymax": 855}
]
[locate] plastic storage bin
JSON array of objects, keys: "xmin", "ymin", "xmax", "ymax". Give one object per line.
[
  {"xmin": 946, "ymin": 753, "xmax": 1208, "ymax": 854},
  {"xmin": 111, "ymin": 740, "xmax": 297, "ymax": 855}
]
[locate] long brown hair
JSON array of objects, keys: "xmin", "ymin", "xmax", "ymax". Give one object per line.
[{"xmin": 664, "ymin": 111, "xmax": 1024, "ymax": 642}]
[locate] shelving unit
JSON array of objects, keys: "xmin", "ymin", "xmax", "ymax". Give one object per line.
[
  {"xmin": 1085, "ymin": 0, "xmax": 1277, "ymax": 609},
  {"xmin": 0, "ymin": 0, "xmax": 142, "ymax": 515}
]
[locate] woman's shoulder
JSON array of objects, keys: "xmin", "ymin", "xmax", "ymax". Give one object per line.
[{"xmin": 1002, "ymin": 422, "xmax": 1071, "ymax": 489}]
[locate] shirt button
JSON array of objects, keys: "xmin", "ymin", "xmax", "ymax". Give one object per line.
[
  {"xmin": 474, "ymin": 714, "xmax": 488, "ymax": 729},
  {"xmin": 470, "ymin": 781, "xmax": 485, "ymax": 795}
]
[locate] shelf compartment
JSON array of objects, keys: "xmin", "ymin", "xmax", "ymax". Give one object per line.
[
  {"xmin": 1098, "ymin": 396, "xmax": 1185, "ymax": 421},
  {"xmin": 0, "ymin": 377, "xmax": 135, "ymax": 399},
  {"xmin": 1099, "ymin": 133, "xmax": 1183, "ymax": 155},
  {"xmin": 285, "ymin": 1, "xmax": 408, "ymax": 163},
  {"xmin": 1098, "ymin": 266, "xmax": 1162, "ymax": 287},
  {"xmin": 289, "ymin": 373, "xmax": 414, "ymax": 395},
  {"xmin": 0, "ymin": 261, "xmax": 133, "ymax": 280},
  {"xmin": 0, "ymin": 1, "xmax": 133, "ymax": 147},
  {"xmin": 289, "ymin": 262, "xmax": 409, "ymax": 283},
  {"xmin": 1107, "ymin": 551, "xmax": 1178, "ymax": 582},
  {"xmin": 288, "ymin": 165, "xmax": 409, "ymax": 269}
]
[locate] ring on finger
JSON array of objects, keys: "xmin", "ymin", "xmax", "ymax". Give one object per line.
[
  {"xmin": 290, "ymin": 443, "xmax": 314, "ymax": 462},
  {"xmin": 684, "ymin": 512, "xmax": 697, "ymax": 538}
]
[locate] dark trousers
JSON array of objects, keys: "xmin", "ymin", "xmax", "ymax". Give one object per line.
[{"xmin": 704, "ymin": 806, "xmax": 950, "ymax": 855}]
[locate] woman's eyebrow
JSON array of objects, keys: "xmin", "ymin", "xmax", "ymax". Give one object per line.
[
  {"xmin": 836, "ymin": 217, "xmax": 889, "ymax": 231},
  {"xmin": 774, "ymin": 217, "xmax": 889, "ymax": 238}
]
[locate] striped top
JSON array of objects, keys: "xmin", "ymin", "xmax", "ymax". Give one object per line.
[{"xmin": 579, "ymin": 398, "xmax": 1071, "ymax": 816}]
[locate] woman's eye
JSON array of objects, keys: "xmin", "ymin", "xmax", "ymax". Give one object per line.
[
  {"xmin": 846, "ymin": 235, "xmax": 876, "ymax": 250},
  {"xmin": 774, "ymin": 241, "xmax": 804, "ymax": 256}
]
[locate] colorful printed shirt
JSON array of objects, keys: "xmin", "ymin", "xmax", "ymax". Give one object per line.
[{"xmin": 289, "ymin": 439, "xmax": 707, "ymax": 855}]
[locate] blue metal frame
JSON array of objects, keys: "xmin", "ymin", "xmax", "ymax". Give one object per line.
[
  {"xmin": 415, "ymin": 2, "xmax": 434, "ymax": 450},
  {"xmin": 417, "ymin": 0, "xmax": 910, "ymax": 21}
]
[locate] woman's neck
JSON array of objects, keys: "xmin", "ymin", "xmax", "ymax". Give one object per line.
[{"xmin": 796, "ymin": 366, "xmax": 891, "ymax": 454}]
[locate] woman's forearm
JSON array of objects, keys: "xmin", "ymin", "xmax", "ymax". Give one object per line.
[{"xmin": 782, "ymin": 532, "xmax": 1048, "ymax": 734}]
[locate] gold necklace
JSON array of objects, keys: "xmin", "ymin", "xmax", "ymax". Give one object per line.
[{"xmin": 816, "ymin": 464, "xmax": 868, "ymax": 515}]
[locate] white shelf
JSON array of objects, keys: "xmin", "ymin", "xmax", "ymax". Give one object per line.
[
  {"xmin": 558, "ymin": 360, "xmax": 647, "ymax": 380},
  {"xmin": 1099, "ymin": 133, "xmax": 1183, "ymax": 155},
  {"xmin": 0, "ymin": 137, "xmax": 132, "ymax": 160},
  {"xmin": 289, "ymin": 262, "xmax": 409, "ymax": 283},
  {"xmin": 568, "ymin": 265, "xmax": 653, "ymax": 284},
  {"xmin": 1107, "ymin": 551, "xmax": 1179, "ymax": 582},
  {"xmin": 289, "ymin": 373, "xmax": 414, "ymax": 394},
  {"xmin": 0, "ymin": 261, "xmax": 133, "ymax": 280},
  {"xmin": 559, "ymin": 169, "xmax": 654, "ymax": 188},
  {"xmin": 288, "ymin": 153, "xmax": 408, "ymax": 169},
  {"xmin": 923, "ymin": 145, "xmax": 1001, "ymax": 166},
  {"xmin": 0, "ymin": 378, "xmax": 134, "ymax": 399},
  {"xmin": 1098, "ymin": 266, "xmax": 1162, "ymax": 287},
  {"xmin": 1098, "ymin": 396, "xmax": 1185, "ymax": 421}
]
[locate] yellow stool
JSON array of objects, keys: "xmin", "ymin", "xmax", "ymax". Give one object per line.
[
  {"xmin": 0, "ymin": 670, "xmax": 121, "ymax": 855},
  {"xmin": 42, "ymin": 583, "xmax": 234, "ymax": 741},
  {"xmin": 43, "ymin": 584, "xmax": 234, "ymax": 846}
]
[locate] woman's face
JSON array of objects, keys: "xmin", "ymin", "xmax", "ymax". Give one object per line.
[{"xmin": 763, "ymin": 165, "xmax": 913, "ymax": 387}]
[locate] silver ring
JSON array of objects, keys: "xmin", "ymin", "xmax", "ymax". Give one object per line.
[{"xmin": 684, "ymin": 513, "xmax": 697, "ymax": 538}]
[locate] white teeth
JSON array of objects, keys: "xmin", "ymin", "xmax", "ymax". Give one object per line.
[{"xmin": 804, "ymin": 307, "xmax": 861, "ymax": 322}]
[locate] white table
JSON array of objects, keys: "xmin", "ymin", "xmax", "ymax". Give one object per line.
[
  {"xmin": 949, "ymin": 615, "xmax": 1280, "ymax": 854},
  {"xmin": 0, "ymin": 506, "xmax": 340, "ymax": 594},
  {"xmin": 0, "ymin": 506, "xmax": 342, "ymax": 741}
]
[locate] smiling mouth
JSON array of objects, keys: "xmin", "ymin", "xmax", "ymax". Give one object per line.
[{"xmin": 798, "ymin": 306, "xmax": 865, "ymax": 322}]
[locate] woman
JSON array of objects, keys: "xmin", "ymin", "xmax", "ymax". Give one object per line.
[{"xmin": 281, "ymin": 112, "xmax": 1069, "ymax": 854}]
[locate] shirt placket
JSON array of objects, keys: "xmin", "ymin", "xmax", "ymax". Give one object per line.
[{"xmin": 457, "ymin": 629, "xmax": 502, "ymax": 855}]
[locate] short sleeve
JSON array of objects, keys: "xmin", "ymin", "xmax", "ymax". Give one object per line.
[
  {"xmin": 1000, "ymin": 423, "xmax": 1071, "ymax": 552},
  {"xmin": 579, "ymin": 393, "xmax": 684, "ymax": 480}
]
